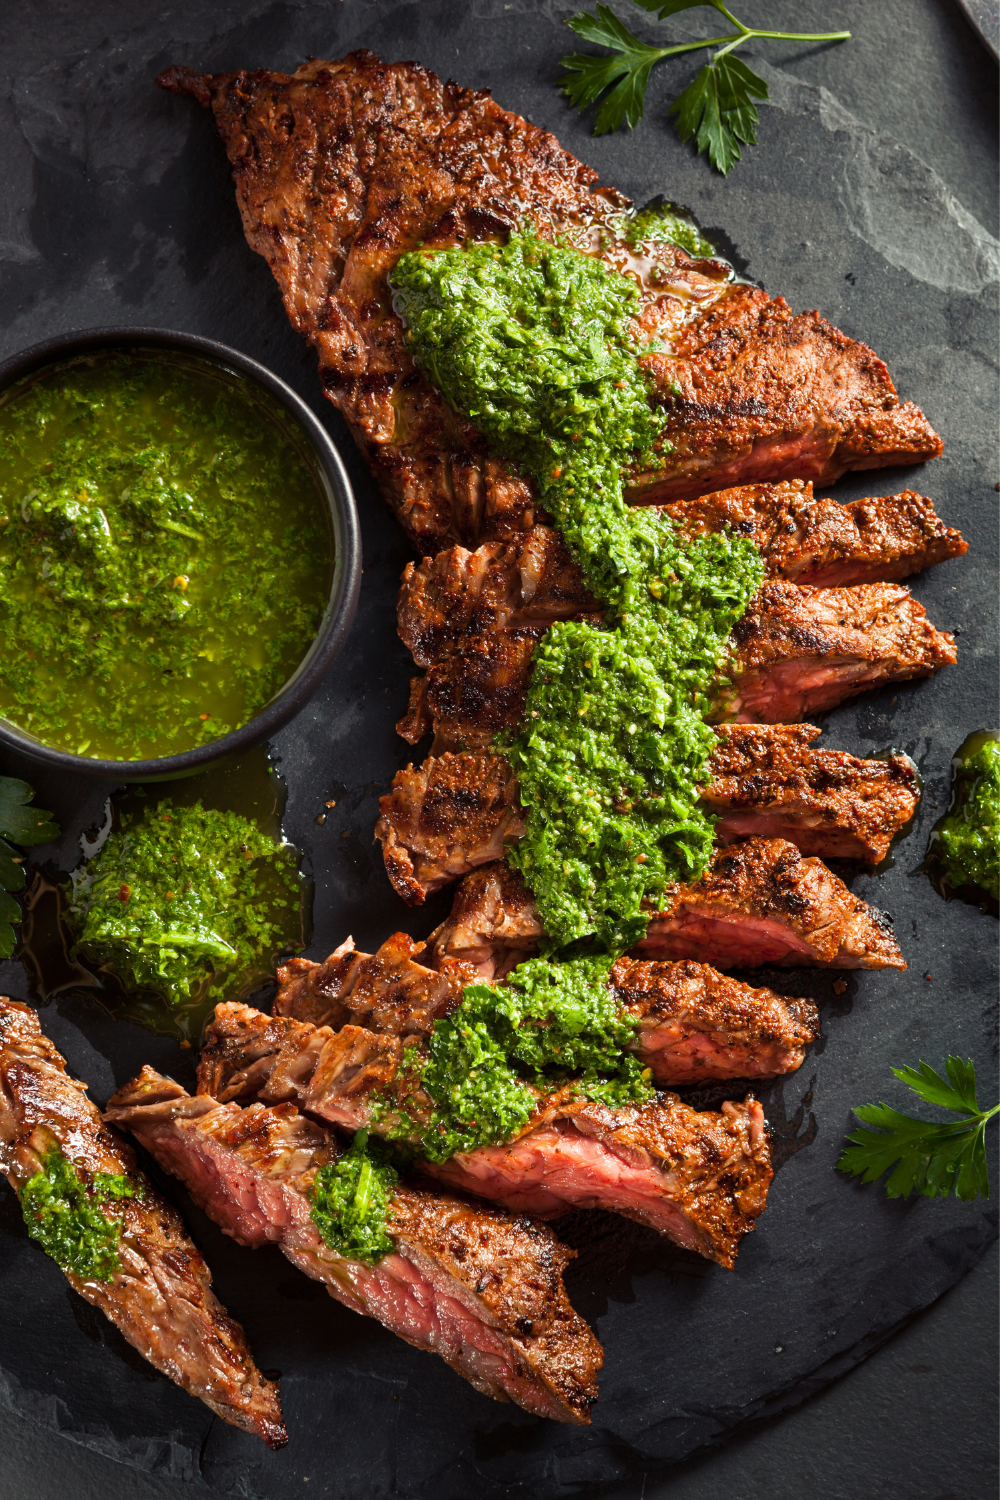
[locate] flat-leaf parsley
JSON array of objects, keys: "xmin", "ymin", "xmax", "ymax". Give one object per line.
[
  {"xmin": 837, "ymin": 1057, "xmax": 999, "ymax": 1203},
  {"xmin": 559, "ymin": 0, "xmax": 849, "ymax": 172}
]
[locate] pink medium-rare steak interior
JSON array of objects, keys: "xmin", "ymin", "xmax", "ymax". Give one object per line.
[{"xmin": 106, "ymin": 1067, "xmax": 603, "ymax": 1424}]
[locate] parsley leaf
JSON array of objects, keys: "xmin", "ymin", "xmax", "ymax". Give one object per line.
[
  {"xmin": 0, "ymin": 777, "xmax": 58, "ymax": 958},
  {"xmin": 837, "ymin": 1057, "xmax": 999, "ymax": 1203},
  {"xmin": 559, "ymin": 2, "xmax": 849, "ymax": 173},
  {"xmin": 670, "ymin": 53, "xmax": 767, "ymax": 174}
]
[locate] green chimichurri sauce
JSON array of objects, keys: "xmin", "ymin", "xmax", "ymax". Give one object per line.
[
  {"xmin": 310, "ymin": 1130, "xmax": 399, "ymax": 1264},
  {"xmin": 67, "ymin": 799, "xmax": 305, "ymax": 1024},
  {"xmin": 20, "ymin": 1145, "xmax": 137, "ymax": 1282},
  {"xmin": 0, "ymin": 351, "xmax": 331, "ymax": 759},
  {"xmin": 926, "ymin": 732, "xmax": 1000, "ymax": 903},
  {"xmin": 392, "ymin": 230, "xmax": 763, "ymax": 950}
]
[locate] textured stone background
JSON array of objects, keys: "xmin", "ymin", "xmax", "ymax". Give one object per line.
[{"xmin": 0, "ymin": 2, "xmax": 996, "ymax": 1497}]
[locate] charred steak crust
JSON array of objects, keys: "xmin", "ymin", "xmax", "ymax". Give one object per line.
[
  {"xmin": 0, "ymin": 999, "xmax": 286, "ymax": 1448},
  {"xmin": 196, "ymin": 1004, "xmax": 774, "ymax": 1269},
  {"xmin": 106, "ymin": 1068, "xmax": 602, "ymax": 1424},
  {"xmin": 375, "ymin": 726, "xmax": 919, "ymax": 904},
  {"xmin": 158, "ymin": 54, "xmax": 942, "ymax": 554}
]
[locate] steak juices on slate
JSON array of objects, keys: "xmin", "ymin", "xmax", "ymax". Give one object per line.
[{"xmin": 136, "ymin": 44, "xmax": 964, "ymax": 1426}]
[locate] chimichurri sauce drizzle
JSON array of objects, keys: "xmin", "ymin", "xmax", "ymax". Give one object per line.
[
  {"xmin": 925, "ymin": 731, "xmax": 1000, "ymax": 907},
  {"xmin": 0, "ymin": 352, "xmax": 330, "ymax": 760},
  {"xmin": 380, "ymin": 228, "xmax": 763, "ymax": 1169},
  {"xmin": 393, "ymin": 229, "xmax": 763, "ymax": 949},
  {"xmin": 20, "ymin": 1144, "xmax": 138, "ymax": 1283}
]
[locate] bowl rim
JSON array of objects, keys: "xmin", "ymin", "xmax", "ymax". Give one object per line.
[{"xmin": 0, "ymin": 325, "xmax": 361, "ymax": 781}]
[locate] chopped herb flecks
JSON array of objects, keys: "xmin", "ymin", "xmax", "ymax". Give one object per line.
[{"xmin": 20, "ymin": 1145, "xmax": 137, "ymax": 1282}]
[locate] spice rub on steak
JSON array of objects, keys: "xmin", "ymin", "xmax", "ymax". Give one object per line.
[
  {"xmin": 376, "ymin": 726, "xmax": 918, "ymax": 904},
  {"xmin": 428, "ymin": 845, "xmax": 903, "ymax": 978},
  {"xmin": 196, "ymin": 1005, "xmax": 775, "ymax": 1269},
  {"xmin": 0, "ymin": 999, "xmax": 285, "ymax": 1447},
  {"xmin": 106, "ymin": 1068, "xmax": 602, "ymax": 1424},
  {"xmin": 158, "ymin": 53, "xmax": 942, "ymax": 555}
]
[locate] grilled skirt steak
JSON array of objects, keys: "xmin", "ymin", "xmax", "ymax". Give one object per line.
[
  {"xmin": 158, "ymin": 53, "xmax": 942, "ymax": 555},
  {"xmin": 395, "ymin": 579, "xmax": 954, "ymax": 752},
  {"xmin": 0, "ymin": 999, "xmax": 285, "ymax": 1447},
  {"xmin": 106, "ymin": 1069, "xmax": 602, "ymax": 1424},
  {"xmin": 376, "ymin": 726, "xmax": 919, "ymax": 903},
  {"xmin": 194, "ymin": 1006, "xmax": 774, "ymax": 1269},
  {"xmin": 396, "ymin": 486, "xmax": 964, "ymax": 670},
  {"xmin": 218, "ymin": 947, "xmax": 817, "ymax": 1090},
  {"xmin": 427, "ymin": 846, "xmax": 903, "ymax": 978}
]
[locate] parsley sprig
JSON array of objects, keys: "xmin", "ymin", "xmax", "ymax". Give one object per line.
[
  {"xmin": 837, "ymin": 1058, "xmax": 999, "ymax": 1203},
  {"xmin": 0, "ymin": 778, "xmax": 58, "ymax": 958},
  {"xmin": 560, "ymin": 0, "xmax": 850, "ymax": 173}
]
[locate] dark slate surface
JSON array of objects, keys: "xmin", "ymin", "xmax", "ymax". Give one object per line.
[{"xmin": 0, "ymin": 2, "xmax": 996, "ymax": 1497}]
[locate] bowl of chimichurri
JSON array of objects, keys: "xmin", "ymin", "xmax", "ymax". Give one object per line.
[{"xmin": 0, "ymin": 327, "xmax": 360, "ymax": 779}]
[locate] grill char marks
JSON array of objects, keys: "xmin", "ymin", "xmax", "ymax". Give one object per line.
[
  {"xmin": 269, "ymin": 931, "xmax": 463, "ymax": 1036},
  {"xmin": 159, "ymin": 55, "xmax": 941, "ymax": 554},
  {"xmin": 720, "ymin": 580, "xmax": 956, "ymax": 723},
  {"xmin": 106, "ymin": 1068, "xmax": 602, "ymax": 1424},
  {"xmin": 197, "ymin": 1004, "xmax": 776, "ymax": 1269},
  {"xmin": 429, "ymin": 845, "xmax": 904, "ymax": 976},
  {"xmin": 0, "ymin": 999, "xmax": 286, "ymax": 1448},
  {"xmin": 376, "ymin": 726, "xmax": 919, "ymax": 904}
]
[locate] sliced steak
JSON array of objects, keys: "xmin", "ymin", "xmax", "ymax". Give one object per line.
[
  {"xmin": 396, "ymin": 580, "xmax": 954, "ymax": 752},
  {"xmin": 269, "ymin": 931, "xmax": 462, "ymax": 1037},
  {"xmin": 667, "ymin": 482, "xmax": 965, "ymax": 587},
  {"xmin": 159, "ymin": 53, "xmax": 941, "ymax": 555},
  {"xmin": 396, "ymin": 487, "xmax": 964, "ymax": 672},
  {"xmin": 429, "ymin": 846, "xmax": 904, "ymax": 975},
  {"xmin": 637, "ymin": 839, "xmax": 904, "ymax": 969},
  {"xmin": 719, "ymin": 580, "xmax": 956, "ymax": 723},
  {"xmin": 193, "ymin": 1008, "xmax": 773, "ymax": 1269},
  {"xmin": 222, "ymin": 946, "xmax": 817, "ymax": 1096},
  {"xmin": 106, "ymin": 1069, "xmax": 602, "ymax": 1425},
  {"xmin": 0, "ymin": 999, "xmax": 285, "ymax": 1448},
  {"xmin": 702, "ymin": 724, "xmax": 919, "ymax": 860},
  {"xmin": 377, "ymin": 726, "xmax": 918, "ymax": 903}
]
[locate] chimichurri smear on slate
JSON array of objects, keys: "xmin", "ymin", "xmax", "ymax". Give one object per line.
[
  {"xmin": 392, "ymin": 229, "xmax": 763, "ymax": 951},
  {"xmin": 20, "ymin": 1144, "xmax": 137, "ymax": 1282},
  {"xmin": 310, "ymin": 1129, "xmax": 399, "ymax": 1265},
  {"xmin": 926, "ymin": 732, "xmax": 1000, "ymax": 903},
  {"xmin": 68, "ymin": 799, "xmax": 304, "ymax": 1018},
  {"xmin": 0, "ymin": 351, "xmax": 331, "ymax": 760}
]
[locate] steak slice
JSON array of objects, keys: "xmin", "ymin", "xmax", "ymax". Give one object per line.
[
  {"xmin": 221, "ymin": 942, "xmax": 817, "ymax": 1093},
  {"xmin": 158, "ymin": 53, "xmax": 942, "ymax": 555},
  {"xmin": 194, "ymin": 1007, "xmax": 773, "ymax": 1269},
  {"xmin": 0, "ymin": 999, "xmax": 285, "ymax": 1448},
  {"xmin": 429, "ymin": 845, "xmax": 904, "ymax": 976},
  {"xmin": 106, "ymin": 1069, "xmax": 602, "ymax": 1424},
  {"xmin": 377, "ymin": 726, "xmax": 918, "ymax": 903},
  {"xmin": 719, "ymin": 580, "xmax": 956, "ymax": 722},
  {"xmin": 396, "ymin": 487, "xmax": 964, "ymax": 671},
  {"xmin": 396, "ymin": 580, "xmax": 954, "ymax": 752}
]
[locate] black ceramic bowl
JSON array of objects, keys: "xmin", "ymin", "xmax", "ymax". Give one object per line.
[{"xmin": 0, "ymin": 327, "xmax": 361, "ymax": 781}]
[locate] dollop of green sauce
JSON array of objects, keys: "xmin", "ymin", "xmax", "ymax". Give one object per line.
[
  {"xmin": 621, "ymin": 200, "xmax": 716, "ymax": 258},
  {"xmin": 310, "ymin": 1130, "xmax": 399, "ymax": 1265},
  {"xmin": 0, "ymin": 352, "xmax": 330, "ymax": 759},
  {"xmin": 68, "ymin": 799, "xmax": 303, "ymax": 1015},
  {"xmin": 375, "ymin": 954, "xmax": 652, "ymax": 1163},
  {"xmin": 927, "ymin": 732, "xmax": 1000, "ymax": 902},
  {"xmin": 20, "ymin": 1145, "xmax": 137, "ymax": 1283},
  {"xmin": 392, "ymin": 229, "xmax": 763, "ymax": 950}
]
